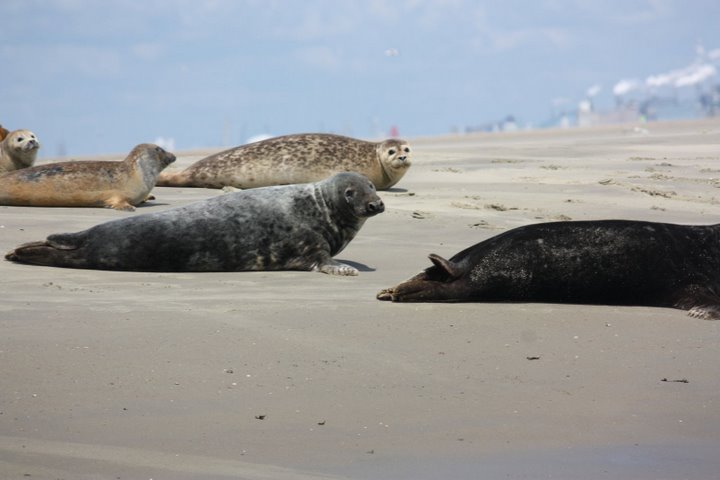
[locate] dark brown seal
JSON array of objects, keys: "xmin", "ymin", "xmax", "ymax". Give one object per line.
[
  {"xmin": 156, "ymin": 133, "xmax": 411, "ymax": 190},
  {"xmin": 6, "ymin": 172, "xmax": 384, "ymax": 275},
  {"xmin": 378, "ymin": 220, "xmax": 720, "ymax": 319}
]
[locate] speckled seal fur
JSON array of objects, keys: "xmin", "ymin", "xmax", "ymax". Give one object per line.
[
  {"xmin": 0, "ymin": 129, "xmax": 40, "ymax": 174},
  {"xmin": 0, "ymin": 144, "xmax": 175, "ymax": 211},
  {"xmin": 6, "ymin": 172, "xmax": 385, "ymax": 275},
  {"xmin": 156, "ymin": 133, "xmax": 411, "ymax": 190},
  {"xmin": 378, "ymin": 220, "xmax": 720, "ymax": 319}
]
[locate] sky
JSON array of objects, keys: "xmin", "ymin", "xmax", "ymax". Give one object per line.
[{"xmin": 2, "ymin": 0, "xmax": 720, "ymax": 157}]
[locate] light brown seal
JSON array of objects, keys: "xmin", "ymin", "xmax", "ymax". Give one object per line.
[
  {"xmin": 0, "ymin": 144, "xmax": 175, "ymax": 211},
  {"xmin": 0, "ymin": 129, "xmax": 40, "ymax": 174},
  {"xmin": 156, "ymin": 133, "xmax": 412, "ymax": 190},
  {"xmin": 0, "ymin": 125, "xmax": 9, "ymax": 141}
]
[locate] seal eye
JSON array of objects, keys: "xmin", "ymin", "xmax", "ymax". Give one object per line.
[
  {"xmin": 388, "ymin": 149, "xmax": 396, "ymax": 156},
  {"xmin": 17, "ymin": 137, "xmax": 24, "ymax": 142},
  {"xmin": 404, "ymin": 147, "xmax": 410, "ymax": 153},
  {"xmin": 344, "ymin": 187, "xmax": 356, "ymax": 200}
]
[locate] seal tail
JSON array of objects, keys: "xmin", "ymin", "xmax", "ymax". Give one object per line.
[
  {"xmin": 5, "ymin": 233, "xmax": 89, "ymax": 268},
  {"xmin": 155, "ymin": 170, "xmax": 192, "ymax": 187}
]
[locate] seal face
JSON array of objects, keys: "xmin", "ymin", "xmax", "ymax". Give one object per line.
[
  {"xmin": 5, "ymin": 172, "xmax": 384, "ymax": 275},
  {"xmin": 0, "ymin": 129, "xmax": 40, "ymax": 174},
  {"xmin": 377, "ymin": 220, "xmax": 720, "ymax": 319},
  {"xmin": 156, "ymin": 133, "xmax": 412, "ymax": 190},
  {"xmin": 0, "ymin": 143, "xmax": 175, "ymax": 210}
]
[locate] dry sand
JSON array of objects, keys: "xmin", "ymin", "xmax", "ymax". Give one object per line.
[{"xmin": 1, "ymin": 119, "xmax": 720, "ymax": 479}]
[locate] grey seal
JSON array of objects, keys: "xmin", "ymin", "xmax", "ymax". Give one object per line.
[
  {"xmin": 378, "ymin": 220, "xmax": 720, "ymax": 319},
  {"xmin": 6, "ymin": 172, "xmax": 384, "ymax": 275}
]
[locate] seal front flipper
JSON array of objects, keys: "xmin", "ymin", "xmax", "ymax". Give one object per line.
[
  {"xmin": 316, "ymin": 258, "xmax": 359, "ymax": 276},
  {"xmin": 104, "ymin": 197, "xmax": 136, "ymax": 211},
  {"xmin": 673, "ymin": 285, "xmax": 720, "ymax": 320}
]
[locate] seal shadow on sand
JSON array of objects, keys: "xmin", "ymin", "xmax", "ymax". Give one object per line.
[{"xmin": 136, "ymin": 201, "xmax": 170, "ymax": 208}]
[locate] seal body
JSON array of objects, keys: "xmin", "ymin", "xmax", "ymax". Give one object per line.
[
  {"xmin": 378, "ymin": 220, "xmax": 720, "ymax": 319},
  {"xmin": 0, "ymin": 129, "xmax": 40, "ymax": 173},
  {"xmin": 156, "ymin": 133, "xmax": 412, "ymax": 190},
  {"xmin": 0, "ymin": 144, "xmax": 175, "ymax": 211},
  {"xmin": 6, "ymin": 172, "xmax": 384, "ymax": 275}
]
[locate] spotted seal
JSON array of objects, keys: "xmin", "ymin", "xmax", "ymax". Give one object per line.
[
  {"xmin": 0, "ymin": 129, "xmax": 40, "ymax": 174},
  {"xmin": 6, "ymin": 172, "xmax": 384, "ymax": 274},
  {"xmin": 156, "ymin": 133, "xmax": 411, "ymax": 190},
  {"xmin": 378, "ymin": 220, "xmax": 720, "ymax": 319},
  {"xmin": 0, "ymin": 144, "xmax": 175, "ymax": 211}
]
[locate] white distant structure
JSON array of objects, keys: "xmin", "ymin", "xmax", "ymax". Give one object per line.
[
  {"xmin": 154, "ymin": 137, "xmax": 175, "ymax": 151},
  {"xmin": 593, "ymin": 47, "xmax": 720, "ymax": 125},
  {"xmin": 612, "ymin": 79, "xmax": 640, "ymax": 96},
  {"xmin": 586, "ymin": 84, "xmax": 602, "ymax": 98},
  {"xmin": 646, "ymin": 63, "xmax": 716, "ymax": 88}
]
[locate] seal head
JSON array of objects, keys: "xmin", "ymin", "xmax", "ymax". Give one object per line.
[
  {"xmin": 376, "ymin": 138, "xmax": 412, "ymax": 189},
  {"xmin": 0, "ymin": 129, "xmax": 40, "ymax": 173}
]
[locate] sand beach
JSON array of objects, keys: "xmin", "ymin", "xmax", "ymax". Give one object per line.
[{"xmin": 1, "ymin": 119, "xmax": 720, "ymax": 479}]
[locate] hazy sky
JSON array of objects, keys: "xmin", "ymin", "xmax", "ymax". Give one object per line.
[{"xmin": 2, "ymin": 0, "xmax": 720, "ymax": 157}]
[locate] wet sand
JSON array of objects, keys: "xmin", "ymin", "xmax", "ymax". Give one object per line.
[{"xmin": 1, "ymin": 119, "xmax": 719, "ymax": 479}]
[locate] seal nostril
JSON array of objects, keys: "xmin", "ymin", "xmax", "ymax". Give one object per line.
[{"xmin": 368, "ymin": 201, "xmax": 384, "ymax": 213}]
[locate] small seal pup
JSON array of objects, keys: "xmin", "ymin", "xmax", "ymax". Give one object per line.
[
  {"xmin": 0, "ymin": 144, "xmax": 175, "ymax": 211},
  {"xmin": 378, "ymin": 220, "xmax": 720, "ymax": 319},
  {"xmin": 0, "ymin": 129, "xmax": 40, "ymax": 174},
  {"xmin": 156, "ymin": 133, "xmax": 412, "ymax": 190},
  {"xmin": 6, "ymin": 172, "xmax": 384, "ymax": 274}
]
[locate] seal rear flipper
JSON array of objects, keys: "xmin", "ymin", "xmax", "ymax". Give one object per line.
[
  {"xmin": 155, "ymin": 170, "xmax": 191, "ymax": 187},
  {"xmin": 5, "ymin": 240, "xmax": 81, "ymax": 267},
  {"xmin": 6, "ymin": 231, "xmax": 90, "ymax": 267},
  {"xmin": 377, "ymin": 270, "xmax": 470, "ymax": 302},
  {"xmin": 376, "ymin": 279, "xmax": 464, "ymax": 302},
  {"xmin": 5, "ymin": 241, "xmax": 48, "ymax": 262},
  {"xmin": 428, "ymin": 254, "xmax": 464, "ymax": 280}
]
